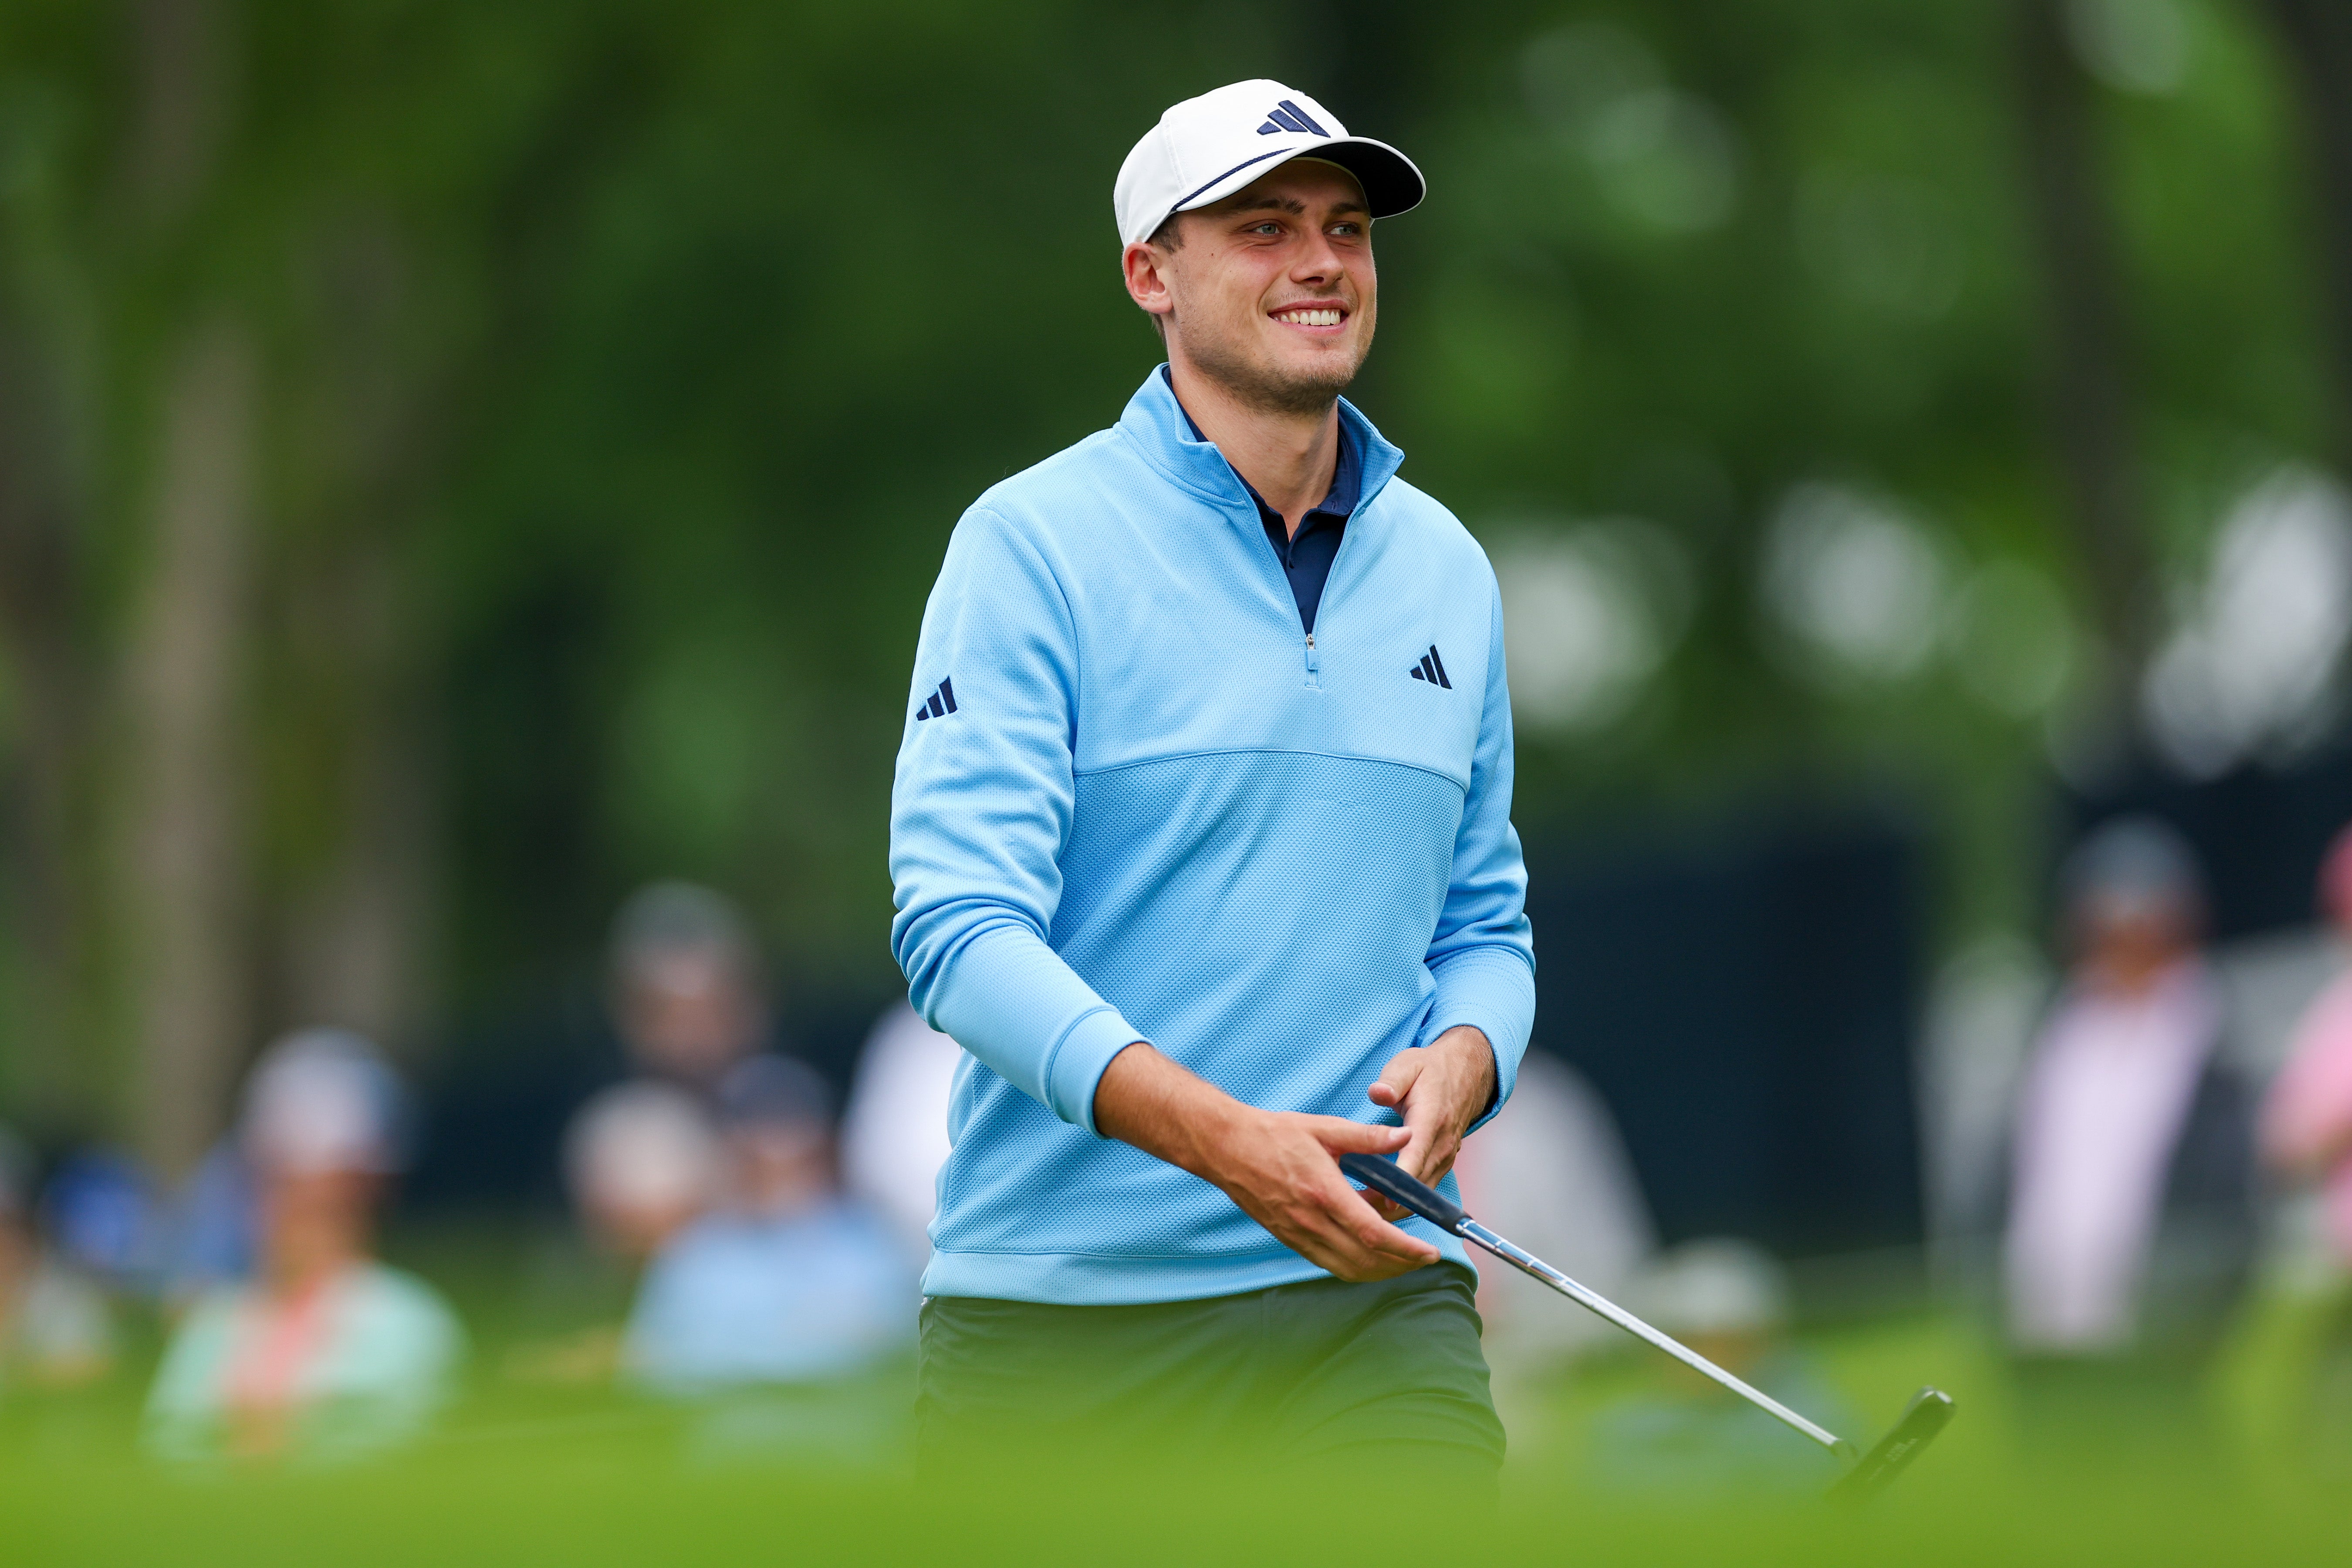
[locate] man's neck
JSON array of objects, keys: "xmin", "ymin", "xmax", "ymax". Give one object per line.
[
  {"xmin": 264, "ymin": 1241, "xmax": 358, "ymax": 1303},
  {"xmin": 1166, "ymin": 356, "xmax": 1340, "ymax": 540}
]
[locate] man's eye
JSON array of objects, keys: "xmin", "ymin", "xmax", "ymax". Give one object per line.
[{"xmin": 1250, "ymin": 223, "xmax": 1283, "ymax": 235}]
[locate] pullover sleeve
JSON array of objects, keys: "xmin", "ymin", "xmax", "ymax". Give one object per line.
[
  {"xmin": 1416, "ymin": 569, "xmax": 1536, "ymax": 1127},
  {"xmin": 889, "ymin": 505, "xmax": 1143, "ymax": 1134}
]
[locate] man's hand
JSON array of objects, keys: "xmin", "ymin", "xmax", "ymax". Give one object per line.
[
  {"xmin": 1094, "ymin": 1044, "xmax": 1441, "ymax": 1282},
  {"xmin": 1359, "ymin": 1026, "xmax": 1496, "ymax": 1225}
]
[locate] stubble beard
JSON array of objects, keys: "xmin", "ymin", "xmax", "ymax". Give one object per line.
[{"xmin": 1176, "ymin": 311, "xmax": 1371, "ymax": 419}]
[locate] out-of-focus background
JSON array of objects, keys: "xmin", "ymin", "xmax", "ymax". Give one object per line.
[{"xmin": 9, "ymin": 0, "xmax": 2352, "ymax": 1555}]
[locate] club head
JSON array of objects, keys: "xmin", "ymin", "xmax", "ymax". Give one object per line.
[{"xmin": 1825, "ymin": 1386, "xmax": 1954, "ymax": 1504}]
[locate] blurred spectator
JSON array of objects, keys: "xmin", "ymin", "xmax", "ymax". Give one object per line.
[
  {"xmin": 564, "ymin": 1080, "xmax": 723, "ymax": 1264},
  {"xmin": 2256, "ymin": 821, "xmax": 2352, "ymax": 1450},
  {"xmin": 406, "ymin": 882, "xmax": 775, "ymax": 1214},
  {"xmin": 625, "ymin": 1054, "xmax": 916, "ymax": 1392},
  {"xmin": 0, "ymin": 1129, "xmax": 114, "ymax": 1390},
  {"xmin": 1584, "ymin": 1239, "xmax": 1850, "ymax": 1493},
  {"xmin": 607, "ymin": 881, "xmax": 770, "ymax": 1091},
  {"xmin": 2264, "ymin": 822, "xmax": 2352, "ymax": 1270},
  {"xmin": 497, "ymin": 1079, "xmax": 721, "ymax": 1386},
  {"xmin": 40, "ymin": 1149, "xmax": 162, "ymax": 1291},
  {"xmin": 160, "ymin": 1139, "xmax": 259, "ymax": 1304},
  {"xmin": 544, "ymin": 882, "xmax": 767, "ymax": 1267},
  {"xmin": 145, "ymin": 1031, "xmax": 463, "ymax": 1462},
  {"xmin": 1453, "ymin": 1051, "xmax": 1652, "ymax": 1435},
  {"xmin": 2001, "ymin": 818, "xmax": 2257, "ymax": 1450},
  {"xmin": 840, "ymin": 999, "xmax": 962, "ymax": 1263}
]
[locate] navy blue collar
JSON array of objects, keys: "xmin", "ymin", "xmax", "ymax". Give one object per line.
[
  {"xmin": 1161, "ymin": 365, "xmax": 1363, "ymax": 524},
  {"xmin": 1160, "ymin": 366, "xmax": 1360, "ymax": 635}
]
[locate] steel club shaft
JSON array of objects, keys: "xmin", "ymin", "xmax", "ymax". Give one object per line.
[{"xmin": 1455, "ymin": 1218, "xmax": 1850, "ymax": 1455}]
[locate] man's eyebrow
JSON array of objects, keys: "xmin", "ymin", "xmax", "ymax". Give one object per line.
[
  {"xmin": 1215, "ymin": 192, "xmax": 1372, "ymax": 220},
  {"xmin": 1218, "ymin": 193, "xmax": 1308, "ymax": 216}
]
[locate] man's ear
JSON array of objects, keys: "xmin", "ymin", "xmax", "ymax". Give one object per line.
[{"xmin": 1122, "ymin": 240, "xmax": 1176, "ymax": 331}]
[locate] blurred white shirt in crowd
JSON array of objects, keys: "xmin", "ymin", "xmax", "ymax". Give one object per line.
[
  {"xmin": 841, "ymin": 1001, "xmax": 963, "ymax": 1262},
  {"xmin": 2006, "ymin": 962, "xmax": 2218, "ymax": 1352}
]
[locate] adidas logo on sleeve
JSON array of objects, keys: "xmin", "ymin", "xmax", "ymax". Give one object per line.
[
  {"xmin": 914, "ymin": 677, "xmax": 958, "ymax": 721},
  {"xmin": 1407, "ymin": 645, "xmax": 1452, "ymax": 689}
]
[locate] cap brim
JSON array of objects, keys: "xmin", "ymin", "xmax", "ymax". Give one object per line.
[{"xmin": 1172, "ymin": 136, "xmax": 1426, "ymax": 224}]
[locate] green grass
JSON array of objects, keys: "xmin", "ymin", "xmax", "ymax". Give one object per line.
[{"xmin": 7, "ymin": 1232, "xmax": 2351, "ymax": 1567}]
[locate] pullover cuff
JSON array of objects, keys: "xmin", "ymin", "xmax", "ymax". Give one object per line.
[{"xmin": 1046, "ymin": 1006, "xmax": 1149, "ymax": 1135}]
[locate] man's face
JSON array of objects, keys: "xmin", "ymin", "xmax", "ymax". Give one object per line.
[
  {"xmin": 617, "ymin": 948, "xmax": 764, "ymax": 1085},
  {"xmin": 1125, "ymin": 160, "xmax": 1376, "ymax": 414},
  {"xmin": 257, "ymin": 1166, "xmax": 378, "ymax": 1281},
  {"xmin": 726, "ymin": 1120, "xmax": 833, "ymax": 1215},
  {"xmin": 2074, "ymin": 891, "xmax": 2196, "ymax": 995}
]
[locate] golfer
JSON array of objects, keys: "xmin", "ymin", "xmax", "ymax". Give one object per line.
[{"xmin": 890, "ymin": 79, "xmax": 1532, "ymax": 1478}]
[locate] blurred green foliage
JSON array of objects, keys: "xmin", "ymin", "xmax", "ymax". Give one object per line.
[{"xmin": 0, "ymin": 0, "xmax": 2340, "ymax": 1136}]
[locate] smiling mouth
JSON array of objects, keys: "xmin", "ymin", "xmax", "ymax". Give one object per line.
[{"xmin": 1272, "ymin": 306, "xmax": 1347, "ymax": 328}]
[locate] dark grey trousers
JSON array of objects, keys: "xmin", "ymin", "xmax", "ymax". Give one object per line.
[{"xmin": 916, "ymin": 1261, "xmax": 1504, "ymax": 1482}]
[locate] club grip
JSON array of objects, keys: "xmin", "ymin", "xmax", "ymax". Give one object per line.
[{"xmin": 1338, "ymin": 1152, "xmax": 1468, "ymax": 1231}]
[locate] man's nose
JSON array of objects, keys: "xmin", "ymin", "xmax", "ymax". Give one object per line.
[{"xmin": 1291, "ymin": 232, "xmax": 1345, "ymax": 282}]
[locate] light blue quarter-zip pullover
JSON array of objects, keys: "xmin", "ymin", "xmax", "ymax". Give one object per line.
[{"xmin": 890, "ymin": 367, "xmax": 1534, "ymax": 1304}]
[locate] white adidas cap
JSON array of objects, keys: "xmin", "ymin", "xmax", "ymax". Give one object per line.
[{"xmin": 1114, "ymin": 79, "xmax": 1426, "ymax": 247}]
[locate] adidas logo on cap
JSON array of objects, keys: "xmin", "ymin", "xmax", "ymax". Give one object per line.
[{"xmin": 1255, "ymin": 98, "xmax": 1329, "ymax": 138}]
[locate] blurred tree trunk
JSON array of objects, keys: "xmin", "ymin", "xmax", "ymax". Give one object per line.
[
  {"xmin": 274, "ymin": 521, "xmax": 439, "ymax": 1050},
  {"xmin": 124, "ymin": 320, "xmax": 257, "ymax": 1179},
  {"xmin": 126, "ymin": 0, "xmax": 235, "ymax": 225},
  {"xmin": 267, "ymin": 218, "xmax": 444, "ymax": 1054},
  {"xmin": 2259, "ymin": 0, "xmax": 2352, "ymax": 463},
  {"xmin": 0, "ymin": 289, "xmax": 92, "ymax": 1131},
  {"xmin": 119, "ymin": 0, "xmax": 255, "ymax": 1178},
  {"xmin": 2016, "ymin": 0, "xmax": 2155, "ymax": 679},
  {"xmin": 112, "ymin": 0, "xmax": 448, "ymax": 1169}
]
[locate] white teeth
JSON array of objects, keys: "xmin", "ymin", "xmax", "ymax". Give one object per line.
[{"xmin": 1278, "ymin": 308, "xmax": 1342, "ymax": 326}]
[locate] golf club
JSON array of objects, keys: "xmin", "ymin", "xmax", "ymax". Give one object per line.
[{"xmin": 1338, "ymin": 1151, "xmax": 1954, "ymax": 1501}]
